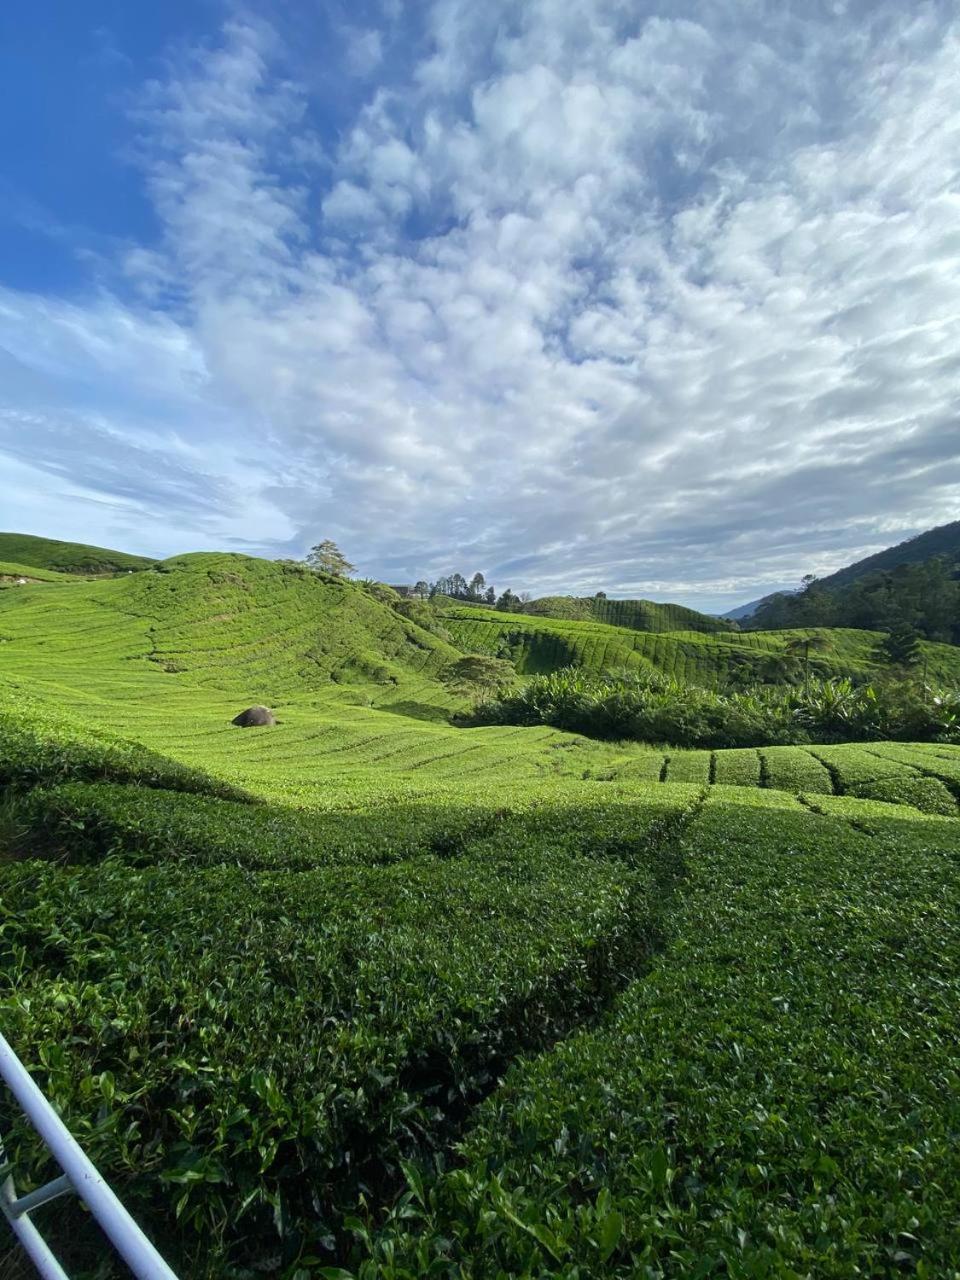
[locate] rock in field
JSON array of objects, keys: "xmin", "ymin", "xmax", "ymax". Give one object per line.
[{"xmin": 231, "ymin": 705, "xmax": 276, "ymax": 728}]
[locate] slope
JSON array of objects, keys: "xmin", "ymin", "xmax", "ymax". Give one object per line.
[
  {"xmin": 818, "ymin": 518, "xmax": 960, "ymax": 589},
  {"xmin": 440, "ymin": 603, "xmax": 960, "ymax": 686},
  {"xmin": 522, "ymin": 594, "xmax": 729, "ymax": 632},
  {"xmin": 1, "ymin": 544, "xmax": 958, "ymax": 1276},
  {"xmin": 0, "ymin": 560, "xmax": 78, "ymax": 585},
  {"xmin": 720, "ymin": 589, "xmax": 792, "ymax": 621},
  {"xmin": 0, "ymin": 531, "xmax": 157, "ymax": 575}
]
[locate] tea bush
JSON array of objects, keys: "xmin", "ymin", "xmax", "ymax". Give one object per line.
[
  {"xmin": 0, "ymin": 703, "xmax": 252, "ymax": 800},
  {"xmin": 351, "ymin": 800, "xmax": 960, "ymax": 1277},
  {"xmin": 0, "ymin": 804, "xmax": 693, "ymax": 1277}
]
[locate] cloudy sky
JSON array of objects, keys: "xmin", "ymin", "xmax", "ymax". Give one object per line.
[{"xmin": 1, "ymin": 1, "xmax": 958, "ymax": 611}]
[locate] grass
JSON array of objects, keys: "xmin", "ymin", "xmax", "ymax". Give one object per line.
[
  {"xmin": 0, "ymin": 532, "xmax": 156, "ymax": 575},
  {"xmin": 0, "ymin": 561, "xmax": 79, "ymax": 585},
  {"xmin": 0, "ymin": 548, "xmax": 958, "ymax": 1275}
]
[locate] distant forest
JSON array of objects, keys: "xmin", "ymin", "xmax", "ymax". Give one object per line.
[
  {"xmin": 398, "ymin": 573, "xmax": 530, "ymax": 612},
  {"xmin": 748, "ymin": 557, "xmax": 960, "ymax": 643}
]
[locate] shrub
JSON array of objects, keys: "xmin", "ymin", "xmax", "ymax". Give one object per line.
[
  {"xmin": 0, "ymin": 704, "xmax": 253, "ymax": 801},
  {"xmin": 472, "ymin": 669, "xmax": 960, "ymax": 749}
]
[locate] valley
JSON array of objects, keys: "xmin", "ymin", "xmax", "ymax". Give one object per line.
[{"xmin": 0, "ymin": 542, "xmax": 959, "ymax": 1277}]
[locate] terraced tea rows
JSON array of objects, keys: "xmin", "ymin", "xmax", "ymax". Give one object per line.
[
  {"xmin": 352, "ymin": 795, "xmax": 960, "ymax": 1276},
  {"xmin": 1, "ymin": 547, "xmax": 958, "ymax": 1277},
  {"xmin": 441, "ymin": 605, "xmax": 960, "ymax": 686}
]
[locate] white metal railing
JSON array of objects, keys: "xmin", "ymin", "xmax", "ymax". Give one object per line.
[{"xmin": 0, "ymin": 1030, "xmax": 178, "ymax": 1280}]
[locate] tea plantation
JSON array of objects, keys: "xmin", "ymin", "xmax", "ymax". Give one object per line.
[{"xmin": 0, "ymin": 551, "xmax": 959, "ymax": 1277}]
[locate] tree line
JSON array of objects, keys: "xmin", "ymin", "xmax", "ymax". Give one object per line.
[
  {"xmin": 747, "ymin": 558, "xmax": 960, "ymax": 651},
  {"xmin": 405, "ymin": 572, "xmax": 530, "ymax": 612}
]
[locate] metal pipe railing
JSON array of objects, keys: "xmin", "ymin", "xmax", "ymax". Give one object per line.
[{"xmin": 0, "ymin": 1030, "xmax": 178, "ymax": 1280}]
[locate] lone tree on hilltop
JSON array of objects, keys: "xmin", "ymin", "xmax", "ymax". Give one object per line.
[
  {"xmin": 305, "ymin": 540, "xmax": 355, "ymax": 577},
  {"xmin": 440, "ymin": 655, "xmax": 516, "ymax": 702}
]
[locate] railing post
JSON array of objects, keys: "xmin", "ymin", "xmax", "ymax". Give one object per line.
[{"xmin": 0, "ymin": 1031, "xmax": 179, "ymax": 1280}]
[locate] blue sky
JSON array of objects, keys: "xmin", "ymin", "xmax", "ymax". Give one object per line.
[{"xmin": 1, "ymin": 1, "xmax": 958, "ymax": 611}]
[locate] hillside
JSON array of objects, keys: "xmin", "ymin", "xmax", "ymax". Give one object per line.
[
  {"xmin": 0, "ymin": 552, "xmax": 460, "ymax": 703},
  {"xmin": 440, "ymin": 602, "xmax": 960, "ymax": 686},
  {"xmin": 0, "ymin": 530, "xmax": 157, "ymax": 575},
  {"xmin": 521, "ymin": 594, "xmax": 729, "ymax": 632},
  {"xmin": 720, "ymin": 590, "xmax": 790, "ymax": 621},
  {"xmin": 818, "ymin": 518, "xmax": 960, "ymax": 589},
  {"xmin": 0, "ymin": 559, "xmax": 78, "ymax": 585},
  {"xmin": 1, "ymin": 543, "xmax": 960, "ymax": 1276}
]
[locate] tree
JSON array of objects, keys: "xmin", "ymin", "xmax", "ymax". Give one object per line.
[
  {"xmin": 450, "ymin": 573, "xmax": 468, "ymax": 599},
  {"xmin": 468, "ymin": 572, "xmax": 486, "ymax": 600},
  {"xmin": 305, "ymin": 540, "xmax": 355, "ymax": 577},
  {"xmin": 484, "ymin": 585, "xmax": 496, "ymax": 605},
  {"xmin": 879, "ymin": 621, "xmax": 922, "ymax": 668},
  {"xmin": 496, "ymin": 588, "xmax": 521, "ymax": 612},
  {"xmin": 784, "ymin": 632, "xmax": 831, "ymax": 688},
  {"xmin": 413, "ymin": 580, "xmax": 430, "ymax": 600},
  {"xmin": 440, "ymin": 655, "xmax": 516, "ymax": 701}
]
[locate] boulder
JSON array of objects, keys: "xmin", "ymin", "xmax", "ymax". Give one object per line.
[{"xmin": 231, "ymin": 705, "xmax": 276, "ymax": 728}]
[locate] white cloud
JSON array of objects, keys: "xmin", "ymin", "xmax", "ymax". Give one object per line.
[{"xmin": 2, "ymin": 1, "xmax": 959, "ymax": 609}]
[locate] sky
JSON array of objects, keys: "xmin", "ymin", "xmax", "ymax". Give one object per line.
[{"xmin": 1, "ymin": 1, "xmax": 958, "ymax": 612}]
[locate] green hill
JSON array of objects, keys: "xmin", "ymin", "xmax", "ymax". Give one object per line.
[
  {"xmin": 818, "ymin": 518, "xmax": 960, "ymax": 589},
  {"xmin": 0, "ymin": 552, "xmax": 459, "ymax": 702},
  {"xmin": 0, "ymin": 531, "xmax": 156, "ymax": 575},
  {"xmin": 440, "ymin": 602, "xmax": 960, "ymax": 686},
  {"xmin": 1, "ymin": 544, "xmax": 960, "ymax": 1277},
  {"xmin": 521, "ymin": 594, "xmax": 729, "ymax": 632},
  {"xmin": 0, "ymin": 559, "xmax": 78, "ymax": 585}
]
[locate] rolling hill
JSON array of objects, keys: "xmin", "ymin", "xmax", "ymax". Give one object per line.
[
  {"xmin": 1, "ymin": 544, "xmax": 960, "ymax": 1277},
  {"xmin": 0, "ymin": 530, "xmax": 157, "ymax": 575},
  {"xmin": 440, "ymin": 601, "xmax": 960, "ymax": 686},
  {"xmin": 520, "ymin": 594, "xmax": 730, "ymax": 632}
]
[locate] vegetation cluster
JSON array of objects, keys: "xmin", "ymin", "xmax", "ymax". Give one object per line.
[
  {"xmin": 749, "ymin": 557, "xmax": 959, "ymax": 643},
  {"xmin": 472, "ymin": 667, "xmax": 960, "ymax": 749}
]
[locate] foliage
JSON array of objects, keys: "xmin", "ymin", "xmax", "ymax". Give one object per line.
[
  {"xmin": 424, "ymin": 572, "xmax": 495, "ymax": 604},
  {"xmin": 879, "ymin": 621, "xmax": 922, "ymax": 667},
  {"xmin": 0, "ymin": 795, "xmax": 694, "ymax": 1276},
  {"xmin": 0, "ymin": 540, "xmax": 959, "ymax": 1277},
  {"xmin": 441, "ymin": 655, "xmax": 516, "ymax": 701},
  {"xmin": 473, "ymin": 667, "xmax": 960, "ymax": 748},
  {"xmin": 440, "ymin": 602, "xmax": 960, "ymax": 686},
  {"xmin": 749, "ymin": 557, "xmax": 960, "ymax": 643},
  {"xmin": 0, "ymin": 532, "xmax": 155, "ymax": 575},
  {"xmin": 522, "ymin": 594, "xmax": 732, "ymax": 633},
  {"xmin": 350, "ymin": 800, "xmax": 960, "ymax": 1277},
  {"xmin": 0, "ymin": 702, "xmax": 252, "ymax": 800},
  {"xmin": 305, "ymin": 540, "xmax": 356, "ymax": 577},
  {"xmin": 0, "ymin": 560, "xmax": 78, "ymax": 586}
]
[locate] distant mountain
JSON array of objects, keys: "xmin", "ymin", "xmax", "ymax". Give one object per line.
[
  {"xmin": 816, "ymin": 519, "xmax": 960, "ymax": 590},
  {"xmin": 721, "ymin": 591, "xmax": 791, "ymax": 622},
  {"xmin": 724, "ymin": 519, "xmax": 960, "ymax": 620},
  {"xmin": 0, "ymin": 532, "xmax": 156, "ymax": 575}
]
